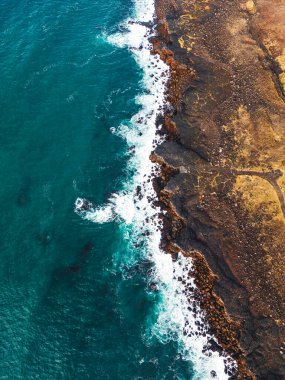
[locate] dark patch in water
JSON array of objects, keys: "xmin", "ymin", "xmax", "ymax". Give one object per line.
[
  {"xmin": 17, "ymin": 189, "xmax": 29, "ymax": 206},
  {"xmin": 36, "ymin": 231, "xmax": 52, "ymax": 245},
  {"xmin": 69, "ymin": 265, "xmax": 79, "ymax": 273},
  {"xmin": 81, "ymin": 242, "xmax": 93, "ymax": 255}
]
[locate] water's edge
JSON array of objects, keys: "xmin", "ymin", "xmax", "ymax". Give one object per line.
[{"xmin": 75, "ymin": 0, "xmax": 236, "ymax": 378}]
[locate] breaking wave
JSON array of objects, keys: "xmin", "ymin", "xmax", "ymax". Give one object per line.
[{"xmin": 75, "ymin": 0, "xmax": 237, "ymax": 378}]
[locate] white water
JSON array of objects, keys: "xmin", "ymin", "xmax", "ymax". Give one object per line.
[{"xmin": 74, "ymin": 0, "xmax": 237, "ymax": 378}]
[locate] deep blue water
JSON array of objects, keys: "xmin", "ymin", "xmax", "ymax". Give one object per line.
[{"xmin": 0, "ymin": 0, "xmax": 196, "ymax": 379}]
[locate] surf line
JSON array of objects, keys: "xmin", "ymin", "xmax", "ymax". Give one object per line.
[{"xmin": 74, "ymin": 0, "xmax": 236, "ymax": 378}]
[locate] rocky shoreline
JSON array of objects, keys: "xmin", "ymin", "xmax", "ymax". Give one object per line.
[{"xmin": 151, "ymin": 0, "xmax": 285, "ymax": 378}]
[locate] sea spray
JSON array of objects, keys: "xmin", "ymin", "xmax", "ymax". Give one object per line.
[{"xmin": 75, "ymin": 0, "xmax": 237, "ymax": 378}]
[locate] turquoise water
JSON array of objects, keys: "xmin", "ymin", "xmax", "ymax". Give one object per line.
[
  {"xmin": 0, "ymin": 0, "xmax": 197, "ymax": 378},
  {"xmin": 0, "ymin": 0, "xmax": 237, "ymax": 377}
]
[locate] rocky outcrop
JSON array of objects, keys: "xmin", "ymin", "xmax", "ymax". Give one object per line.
[{"xmin": 153, "ymin": 0, "xmax": 285, "ymax": 378}]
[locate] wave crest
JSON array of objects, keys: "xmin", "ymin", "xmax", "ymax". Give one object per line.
[{"xmin": 74, "ymin": 0, "xmax": 237, "ymax": 378}]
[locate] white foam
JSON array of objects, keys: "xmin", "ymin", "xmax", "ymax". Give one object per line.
[
  {"xmin": 74, "ymin": 0, "xmax": 237, "ymax": 377},
  {"xmin": 150, "ymin": 253, "xmax": 237, "ymax": 379},
  {"xmin": 75, "ymin": 197, "xmax": 115, "ymax": 223}
]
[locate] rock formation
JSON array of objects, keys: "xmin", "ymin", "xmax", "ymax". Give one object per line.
[{"xmin": 153, "ymin": 0, "xmax": 285, "ymax": 378}]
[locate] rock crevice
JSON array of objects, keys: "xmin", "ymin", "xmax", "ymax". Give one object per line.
[{"xmin": 153, "ymin": 0, "xmax": 285, "ymax": 378}]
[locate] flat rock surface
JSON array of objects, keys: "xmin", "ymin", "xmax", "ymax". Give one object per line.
[{"xmin": 154, "ymin": 0, "xmax": 285, "ymax": 378}]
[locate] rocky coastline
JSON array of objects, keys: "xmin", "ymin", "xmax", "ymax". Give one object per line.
[{"xmin": 151, "ymin": 0, "xmax": 285, "ymax": 378}]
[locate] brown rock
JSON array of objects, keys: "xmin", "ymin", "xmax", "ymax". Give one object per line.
[{"xmin": 153, "ymin": 0, "xmax": 285, "ymax": 378}]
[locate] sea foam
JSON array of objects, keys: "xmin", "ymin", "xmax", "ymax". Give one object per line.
[{"xmin": 74, "ymin": 0, "xmax": 237, "ymax": 378}]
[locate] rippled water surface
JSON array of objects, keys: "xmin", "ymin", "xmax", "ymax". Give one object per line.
[
  {"xmin": 0, "ymin": 0, "xmax": 236, "ymax": 378},
  {"xmin": 0, "ymin": 0, "xmax": 196, "ymax": 378}
]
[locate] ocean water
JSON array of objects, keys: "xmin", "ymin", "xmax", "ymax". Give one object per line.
[{"xmin": 0, "ymin": 0, "xmax": 235, "ymax": 379}]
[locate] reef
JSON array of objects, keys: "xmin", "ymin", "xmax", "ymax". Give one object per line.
[{"xmin": 152, "ymin": 0, "xmax": 285, "ymax": 378}]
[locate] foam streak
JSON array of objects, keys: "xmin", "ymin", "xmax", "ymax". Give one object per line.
[{"xmin": 75, "ymin": 0, "xmax": 236, "ymax": 378}]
